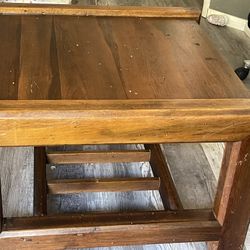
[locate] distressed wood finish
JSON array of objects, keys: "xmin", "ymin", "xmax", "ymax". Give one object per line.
[
  {"xmin": 0, "ymin": 99, "xmax": 250, "ymax": 146},
  {"xmin": 0, "ymin": 4, "xmax": 201, "ymax": 20},
  {"xmin": 145, "ymin": 144, "xmax": 183, "ymax": 210},
  {"xmin": 213, "ymin": 138, "xmax": 250, "ymax": 249},
  {"xmin": 33, "ymin": 147, "xmax": 47, "ymax": 216},
  {"xmin": 47, "ymin": 177, "xmax": 160, "ymax": 194},
  {"xmin": 0, "ymin": 210, "xmax": 221, "ymax": 249},
  {"xmin": 0, "ymin": 3, "xmax": 249, "ymax": 249},
  {"xmin": 47, "ymin": 150, "xmax": 151, "ymax": 164},
  {"xmin": 0, "ymin": 15, "xmax": 248, "ymax": 101},
  {"xmin": 0, "ymin": 16, "xmax": 20, "ymax": 100}
]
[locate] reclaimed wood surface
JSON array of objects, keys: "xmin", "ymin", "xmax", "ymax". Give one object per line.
[
  {"xmin": 0, "ymin": 0, "xmax": 247, "ymax": 250},
  {"xmin": 0, "ymin": 15, "xmax": 248, "ymax": 101}
]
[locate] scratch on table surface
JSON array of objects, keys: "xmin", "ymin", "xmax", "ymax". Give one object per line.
[{"xmin": 202, "ymin": 121, "xmax": 248, "ymax": 139}]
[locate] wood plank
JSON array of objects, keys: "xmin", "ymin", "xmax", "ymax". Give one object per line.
[
  {"xmin": 90, "ymin": 17, "xmax": 249, "ymax": 100},
  {"xmin": 0, "ymin": 99, "xmax": 250, "ymax": 146},
  {"xmin": 46, "ymin": 144, "xmax": 163, "ymax": 214},
  {"xmin": 0, "ymin": 4, "xmax": 201, "ymax": 20},
  {"xmin": 0, "ymin": 147, "xmax": 33, "ymax": 218},
  {"xmin": 161, "ymin": 143, "xmax": 217, "ymax": 210},
  {"xmin": 47, "ymin": 177, "xmax": 160, "ymax": 194},
  {"xmin": 0, "ymin": 16, "xmax": 20, "ymax": 100},
  {"xmin": 47, "ymin": 150, "xmax": 151, "ymax": 164},
  {"xmin": 33, "ymin": 147, "xmax": 47, "ymax": 216},
  {"xmin": 1, "ymin": 15, "xmax": 249, "ymax": 101},
  {"xmin": 0, "ymin": 210, "xmax": 221, "ymax": 249},
  {"xmin": 54, "ymin": 16, "xmax": 127, "ymax": 99},
  {"xmin": 145, "ymin": 144, "xmax": 183, "ymax": 210},
  {"xmin": 213, "ymin": 138, "xmax": 250, "ymax": 250},
  {"xmin": 18, "ymin": 16, "xmax": 61, "ymax": 100}
]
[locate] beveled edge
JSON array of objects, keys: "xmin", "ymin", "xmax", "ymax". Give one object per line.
[{"xmin": 0, "ymin": 4, "xmax": 201, "ymax": 20}]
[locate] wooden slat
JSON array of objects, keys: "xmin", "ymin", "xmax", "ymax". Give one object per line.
[
  {"xmin": 47, "ymin": 150, "xmax": 151, "ymax": 164},
  {"xmin": 47, "ymin": 177, "xmax": 160, "ymax": 194},
  {"xmin": 0, "ymin": 99, "xmax": 250, "ymax": 146},
  {"xmin": 54, "ymin": 16, "xmax": 127, "ymax": 100},
  {"xmin": 0, "ymin": 4, "xmax": 201, "ymax": 20},
  {"xmin": 0, "ymin": 209, "xmax": 221, "ymax": 249},
  {"xmin": 33, "ymin": 147, "xmax": 47, "ymax": 216},
  {"xmin": 213, "ymin": 138, "xmax": 250, "ymax": 249},
  {"xmin": 18, "ymin": 16, "xmax": 61, "ymax": 100},
  {"xmin": 0, "ymin": 16, "xmax": 20, "ymax": 100},
  {"xmin": 145, "ymin": 144, "xmax": 183, "ymax": 210}
]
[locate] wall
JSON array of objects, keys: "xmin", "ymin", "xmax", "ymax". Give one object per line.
[{"xmin": 210, "ymin": 0, "xmax": 250, "ymax": 20}]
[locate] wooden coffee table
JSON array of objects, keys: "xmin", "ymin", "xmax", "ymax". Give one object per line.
[{"xmin": 0, "ymin": 4, "xmax": 249, "ymax": 250}]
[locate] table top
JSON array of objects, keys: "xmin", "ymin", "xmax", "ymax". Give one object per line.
[
  {"xmin": 1, "ymin": 14, "xmax": 249, "ymax": 100},
  {"xmin": 0, "ymin": 5, "xmax": 250, "ymax": 146}
]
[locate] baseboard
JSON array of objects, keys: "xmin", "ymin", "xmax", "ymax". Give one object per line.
[
  {"xmin": 244, "ymin": 23, "xmax": 250, "ymax": 38},
  {"xmin": 207, "ymin": 8, "xmax": 247, "ymax": 31},
  {"xmin": 201, "ymin": 0, "xmax": 211, "ymax": 18}
]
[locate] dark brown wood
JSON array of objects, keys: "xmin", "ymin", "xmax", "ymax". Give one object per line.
[
  {"xmin": 213, "ymin": 138, "xmax": 250, "ymax": 249},
  {"xmin": 18, "ymin": 16, "xmax": 61, "ymax": 100},
  {"xmin": 47, "ymin": 177, "xmax": 160, "ymax": 194},
  {"xmin": 47, "ymin": 150, "xmax": 151, "ymax": 164},
  {"xmin": 33, "ymin": 147, "xmax": 47, "ymax": 216},
  {"xmin": 0, "ymin": 16, "xmax": 20, "ymax": 100},
  {"xmin": 0, "ymin": 4, "xmax": 201, "ymax": 20},
  {"xmin": 0, "ymin": 15, "xmax": 249, "ymax": 101},
  {"xmin": 145, "ymin": 144, "xmax": 183, "ymax": 210},
  {"xmin": 0, "ymin": 99, "xmax": 250, "ymax": 146},
  {"xmin": 0, "ymin": 209, "xmax": 221, "ymax": 249}
]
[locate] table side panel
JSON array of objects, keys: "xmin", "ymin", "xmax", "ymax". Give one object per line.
[{"xmin": 0, "ymin": 99, "xmax": 249, "ymax": 146}]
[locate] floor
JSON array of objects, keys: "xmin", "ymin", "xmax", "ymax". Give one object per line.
[{"xmin": 0, "ymin": 0, "xmax": 250, "ymax": 250}]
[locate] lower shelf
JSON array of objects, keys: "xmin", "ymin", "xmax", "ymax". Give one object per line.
[{"xmin": 0, "ymin": 209, "xmax": 221, "ymax": 249}]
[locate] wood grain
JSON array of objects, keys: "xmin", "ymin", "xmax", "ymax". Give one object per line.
[
  {"xmin": 46, "ymin": 144, "xmax": 164, "ymax": 214},
  {"xmin": 18, "ymin": 16, "xmax": 61, "ymax": 100},
  {"xmin": 0, "ymin": 16, "xmax": 20, "ymax": 100},
  {"xmin": 145, "ymin": 144, "xmax": 183, "ymax": 210},
  {"xmin": 213, "ymin": 138, "xmax": 250, "ymax": 250},
  {"xmin": 0, "ymin": 15, "xmax": 248, "ymax": 100},
  {"xmin": 33, "ymin": 147, "xmax": 47, "ymax": 216},
  {"xmin": 162, "ymin": 143, "xmax": 217, "ymax": 210},
  {"xmin": 47, "ymin": 177, "xmax": 160, "ymax": 194},
  {"xmin": 54, "ymin": 16, "xmax": 127, "ymax": 99},
  {"xmin": 47, "ymin": 150, "xmax": 151, "ymax": 164},
  {"xmin": 0, "ymin": 210, "xmax": 221, "ymax": 249},
  {"xmin": 0, "ymin": 4, "xmax": 201, "ymax": 19},
  {"xmin": 0, "ymin": 99, "xmax": 250, "ymax": 146}
]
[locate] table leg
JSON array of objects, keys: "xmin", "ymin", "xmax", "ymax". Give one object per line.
[
  {"xmin": 212, "ymin": 138, "xmax": 250, "ymax": 249},
  {"xmin": 33, "ymin": 147, "xmax": 47, "ymax": 216}
]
